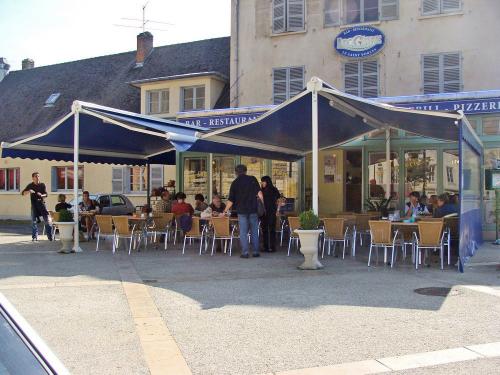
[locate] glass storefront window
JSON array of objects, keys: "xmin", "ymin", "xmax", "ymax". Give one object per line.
[
  {"xmin": 443, "ymin": 150, "xmax": 459, "ymax": 194},
  {"xmin": 404, "ymin": 150, "xmax": 437, "ymax": 198},
  {"xmin": 212, "ymin": 156, "xmax": 235, "ymax": 200},
  {"xmin": 482, "ymin": 117, "xmax": 500, "ymax": 135},
  {"xmin": 183, "ymin": 158, "xmax": 208, "ymax": 202},
  {"xmin": 241, "ymin": 157, "xmax": 265, "ymax": 180},
  {"xmin": 271, "ymin": 161, "xmax": 298, "ymax": 200},
  {"xmin": 368, "ymin": 152, "xmax": 399, "ymax": 199},
  {"xmin": 483, "ymin": 148, "xmax": 500, "ymax": 225}
]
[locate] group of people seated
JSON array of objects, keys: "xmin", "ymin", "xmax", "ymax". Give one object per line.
[
  {"xmin": 404, "ymin": 191, "xmax": 459, "ymax": 218},
  {"xmin": 153, "ymin": 190, "xmax": 227, "ymax": 219}
]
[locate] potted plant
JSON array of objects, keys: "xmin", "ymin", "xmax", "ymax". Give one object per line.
[
  {"xmin": 295, "ymin": 210, "xmax": 324, "ymax": 270},
  {"xmin": 53, "ymin": 209, "xmax": 75, "ymax": 254}
]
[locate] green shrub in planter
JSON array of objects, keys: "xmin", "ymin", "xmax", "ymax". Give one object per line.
[
  {"xmin": 299, "ymin": 210, "xmax": 320, "ymax": 230},
  {"xmin": 58, "ymin": 209, "xmax": 74, "ymax": 222}
]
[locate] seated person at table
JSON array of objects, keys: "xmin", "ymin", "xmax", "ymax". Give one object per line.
[
  {"xmin": 433, "ymin": 194, "xmax": 458, "ymax": 218},
  {"xmin": 194, "ymin": 193, "xmax": 208, "ymax": 212},
  {"xmin": 79, "ymin": 191, "xmax": 99, "ymax": 239},
  {"xmin": 405, "ymin": 191, "xmax": 429, "ymax": 217},
  {"xmin": 171, "ymin": 192, "xmax": 194, "ymax": 217},
  {"xmin": 55, "ymin": 194, "xmax": 72, "ymax": 212},
  {"xmin": 154, "ymin": 190, "xmax": 172, "ymax": 213},
  {"xmin": 201, "ymin": 195, "xmax": 226, "ymax": 219}
]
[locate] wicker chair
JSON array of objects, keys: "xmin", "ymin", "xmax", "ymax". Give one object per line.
[
  {"xmin": 182, "ymin": 217, "xmax": 206, "ymax": 255},
  {"xmin": 209, "ymin": 217, "xmax": 236, "ymax": 256},
  {"xmin": 287, "ymin": 217, "xmax": 301, "ymax": 256},
  {"xmin": 354, "ymin": 214, "xmax": 372, "ymax": 247},
  {"xmin": 321, "ymin": 218, "xmax": 350, "ymax": 259},
  {"xmin": 368, "ymin": 220, "xmax": 401, "ymax": 267},
  {"xmin": 414, "ymin": 221, "xmax": 445, "ymax": 270},
  {"xmin": 147, "ymin": 213, "xmax": 174, "ymax": 250},
  {"xmin": 95, "ymin": 215, "xmax": 114, "ymax": 251},
  {"xmin": 112, "ymin": 216, "xmax": 139, "ymax": 255}
]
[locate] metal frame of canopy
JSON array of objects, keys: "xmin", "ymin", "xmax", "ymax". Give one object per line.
[
  {"xmin": 201, "ymin": 76, "xmax": 467, "ymax": 215},
  {"xmin": 1, "ymin": 100, "xmax": 207, "ymax": 252}
]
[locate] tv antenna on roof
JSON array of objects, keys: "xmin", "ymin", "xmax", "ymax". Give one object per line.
[{"xmin": 114, "ymin": 1, "xmax": 174, "ymax": 33}]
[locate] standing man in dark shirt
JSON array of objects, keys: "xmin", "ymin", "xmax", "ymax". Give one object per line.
[
  {"xmin": 22, "ymin": 172, "xmax": 52, "ymax": 241},
  {"xmin": 224, "ymin": 165, "xmax": 264, "ymax": 258}
]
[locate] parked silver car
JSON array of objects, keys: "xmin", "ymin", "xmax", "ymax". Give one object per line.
[{"xmin": 68, "ymin": 194, "xmax": 135, "ymax": 215}]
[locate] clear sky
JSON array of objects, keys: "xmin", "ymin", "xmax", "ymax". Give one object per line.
[{"xmin": 0, "ymin": 0, "xmax": 230, "ymax": 71}]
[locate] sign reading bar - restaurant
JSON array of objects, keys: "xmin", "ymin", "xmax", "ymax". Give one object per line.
[{"xmin": 178, "ymin": 112, "xmax": 266, "ymax": 128}]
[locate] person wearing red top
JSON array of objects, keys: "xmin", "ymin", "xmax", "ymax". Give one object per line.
[{"xmin": 171, "ymin": 192, "xmax": 194, "ymax": 217}]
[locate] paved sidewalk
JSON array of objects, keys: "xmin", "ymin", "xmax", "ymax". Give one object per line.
[{"xmin": 0, "ymin": 224, "xmax": 498, "ymax": 374}]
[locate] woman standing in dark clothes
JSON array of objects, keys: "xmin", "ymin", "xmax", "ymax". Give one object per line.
[{"xmin": 260, "ymin": 176, "xmax": 281, "ymax": 252}]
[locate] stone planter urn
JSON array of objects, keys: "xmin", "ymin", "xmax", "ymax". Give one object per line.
[
  {"xmin": 295, "ymin": 229, "xmax": 324, "ymax": 270},
  {"xmin": 53, "ymin": 222, "xmax": 75, "ymax": 253}
]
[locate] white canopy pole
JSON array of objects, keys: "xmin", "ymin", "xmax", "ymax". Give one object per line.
[
  {"xmin": 385, "ymin": 127, "xmax": 391, "ymax": 199},
  {"xmin": 72, "ymin": 102, "xmax": 82, "ymax": 252},
  {"xmin": 308, "ymin": 77, "xmax": 322, "ymax": 215}
]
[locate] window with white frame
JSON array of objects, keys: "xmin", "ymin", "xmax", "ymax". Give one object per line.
[
  {"xmin": 272, "ymin": 0, "xmax": 305, "ymax": 33},
  {"xmin": 146, "ymin": 89, "xmax": 169, "ymax": 114},
  {"xmin": 52, "ymin": 166, "xmax": 84, "ymax": 191},
  {"xmin": 111, "ymin": 165, "xmax": 163, "ymax": 194},
  {"xmin": 0, "ymin": 168, "xmax": 20, "ymax": 192},
  {"xmin": 272, "ymin": 66, "xmax": 305, "ymax": 105},
  {"xmin": 182, "ymin": 86, "xmax": 205, "ymax": 111},
  {"xmin": 324, "ymin": 0, "xmax": 398, "ymax": 27},
  {"xmin": 421, "ymin": 0, "xmax": 461, "ymax": 16},
  {"xmin": 422, "ymin": 52, "xmax": 461, "ymax": 94},
  {"xmin": 344, "ymin": 60, "xmax": 379, "ymax": 98}
]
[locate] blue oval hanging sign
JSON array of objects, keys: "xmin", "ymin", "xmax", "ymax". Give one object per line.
[{"xmin": 334, "ymin": 26, "xmax": 385, "ymax": 58}]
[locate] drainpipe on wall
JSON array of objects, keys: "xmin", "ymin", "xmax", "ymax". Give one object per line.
[{"xmin": 234, "ymin": 0, "xmax": 240, "ymax": 107}]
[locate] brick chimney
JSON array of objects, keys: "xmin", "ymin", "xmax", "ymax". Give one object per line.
[
  {"xmin": 136, "ymin": 32, "xmax": 153, "ymax": 66},
  {"xmin": 0, "ymin": 57, "xmax": 10, "ymax": 82},
  {"xmin": 22, "ymin": 58, "xmax": 35, "ymax": 70}
]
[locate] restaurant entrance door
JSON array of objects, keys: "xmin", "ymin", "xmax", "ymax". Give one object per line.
[{"xmin": 345, "ymin": 150, "xmax": 362, "ymax": 212}]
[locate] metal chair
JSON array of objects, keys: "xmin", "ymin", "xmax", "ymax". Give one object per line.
[
  {"xmin": 368, "ymin": 220, "xmax": 401, "ymax": 267},
  {"xmin": 354, "ymin": 213, "xmax": 373, "ymax": 247},
  {"xmin": 321, "ymin": 218, "xmax": 350, "ymax": 259},
  {"xmin": 209, "ymin": 217, "xmax": 236, "ymax": 256},
  {"xmin": 287, "ymin": 217, "xmax": 301, "ymax": 256},
  {"xmin": 112, "ymin": 216, "xmax": 139, "ymax": 255},
  {"xmin": 48, "ymin": 211, "xmax": 60, "ymax": 240},
  {"xmin": 182, "ymin": 217, "xmax": 206, "ymax": 255},
  {"xmin": 414, "ymin": 221, "xmax": 445, "ymax": 270},
  {"xmin": 147, "ymin": 213, "xmax": 174, "ymax": 250},
  {"xmin": 95, "ymin": 215, "xmax": 114, "ymax": 251}
]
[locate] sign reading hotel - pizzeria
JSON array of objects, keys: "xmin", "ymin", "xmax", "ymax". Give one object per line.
[{"xmin": 335, "ymin": 26, "xmax": 385, "ymax": 58}]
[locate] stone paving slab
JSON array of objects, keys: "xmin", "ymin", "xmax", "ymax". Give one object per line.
[{"xmin": 0, "ymin": 227, "xmax": 499, "ymax": 375}]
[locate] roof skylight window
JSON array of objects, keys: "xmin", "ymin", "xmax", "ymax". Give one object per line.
[{"xmin": 44, "ymin": 93, "xmax": 61, "ymax": 107}]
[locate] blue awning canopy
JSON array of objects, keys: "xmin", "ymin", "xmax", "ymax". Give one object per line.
[
  {"xmin": 1, "ymin": 101, "xmax": 206, "ymax": 165},
  {"xmin": 198, "ymin": 84, "xmax": 463, "ymax": 155}
]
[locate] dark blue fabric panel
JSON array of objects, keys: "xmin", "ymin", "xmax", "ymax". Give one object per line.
[
  {"xmin": 317, "ymin": 95, "xmax": 375, "ymax": 147},
  {"xmin": 13, "ymin": 114, "xmax": 173, "ymax": 156},
  {"xmin": 216, "ymin": 94, "xmax": 378, "ymax": 152},
  {"xmin": 338, "ymin": 96, "xmax": 460, "ymax": 141},
  {"xmin": 87, "ymin": 109, "xmax": 203, "ymax": 137}
]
